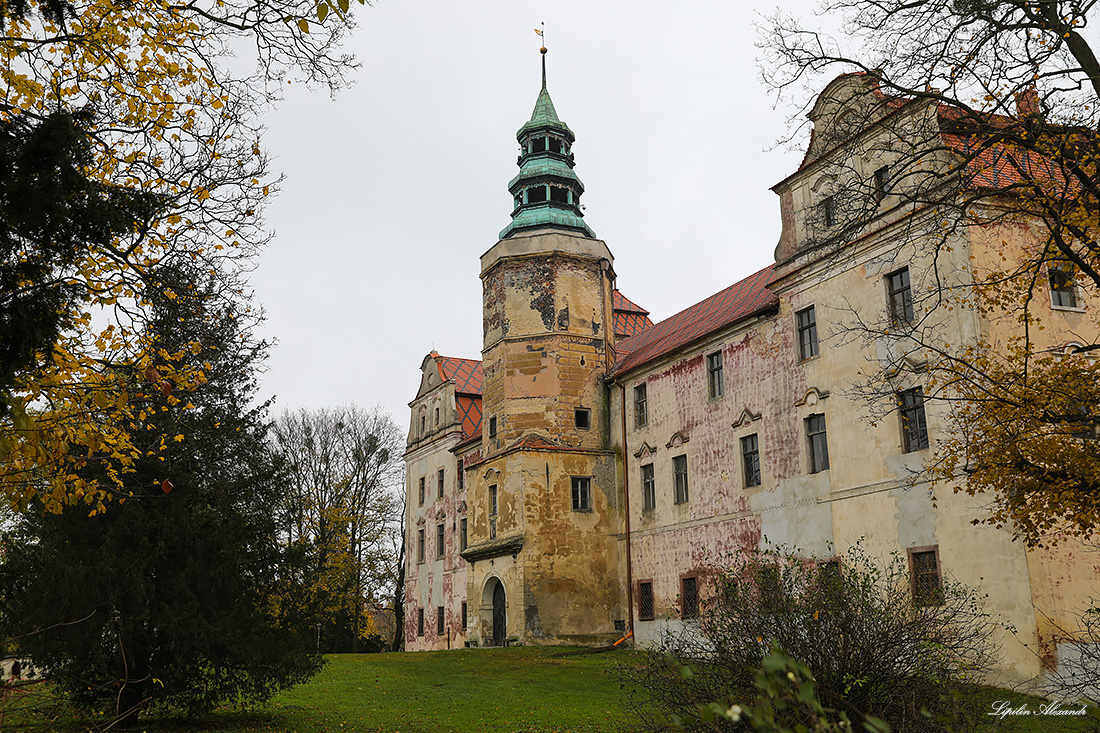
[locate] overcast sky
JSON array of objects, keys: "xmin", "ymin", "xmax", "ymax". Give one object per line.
[{"xmin": 251, "ymin": 0, "xmax": 822, "ymax": 428}]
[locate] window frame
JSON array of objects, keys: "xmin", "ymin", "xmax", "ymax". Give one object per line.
[
  {"xmin": 461, "ymin": 601, "xmax": 467, "ymax": 630},
  {"xmin": 898, "ymin": 387, "xmax": 929, "ymax": 453},
  {"xmin": 417, "ymin": 608, "xmax": 424, "ymax": 636},
  {"xmin": 796, "ymin": 306, "xmax": 819, "ymax": 361},
  {"xmin": 641, "ymin": 463, "xmax": 656, "ymax": 511},
  {"xmin": 1050, "ymin": 265, "xmax": 1080, "ymax": 309},
  {"xmin": 886, "ymin": 267, "xmax": 914, "ymax": 326},
  {"xmin": 634, "ymin": 383, "xmax": 648, "ymax": 428},
  {"xmin": 488, "ymin": 416, "xmax": 497, "ymax": 439},
  {"xmin": 437, "ymin": 606, "xmax": 445, "ymax": 635},
  {"xmin": 460, "ymin": 517, "xmax": 467, "ymax": 551},
  {"xmin": 417, "ymin": 529, "xmax": 425, "ymax": 564},
  {"xmin": 436, "ymin": 523, "xmax": 445, "ymax": 559},
  {"xmin": 873, "ymin": 165, "xmax": 889, "ymax": 201},
  {"xmin": 821, "ymin": 195, "xmax": 836, "ymax": 228},
  {"xmin": 741, "ymin": 433, "xmax": 761, "ymax": 488},
  {"xmin": 571, "ymin": 476, "xmax": 592, "ymax": 512},
  {"xmin": 673, "ymin": 455, "xmax": 689, "ymax": 504},
  {"xmin": 638, "ymin": 580, "xmax": 655, "ymax": 621},
  {"xmin": 706, "ymin": 351, "xmax": 725, "ymax": 399},
  {"xmin": 437, "ymin": 468, "xmax": 445, "ymax": 499},
  {"xmin": 908, "ymin": 546, "xmax": 944, "ymax": 606},
  {"xmin": 575, "ymin": 407, "xmax": 591, "ymax": 430},
  {"xmin": 418, "ymin": 477, "xmax": 425, "ymax": 506},
  {"xmin": 805, "ymin": 414, "xmax": 830, "ymax": 474},
  {"xmin": 681, "ymin": 575, "xmax": 699, "ymax": 619},
  {"xmin": 489, "ymin": 484, "xmax": 498, "ymax": 539}
]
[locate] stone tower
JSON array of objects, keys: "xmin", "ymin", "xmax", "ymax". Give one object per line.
[{"xmin": 460, "ymin": 48, "xmax": 625, "ymax": 646}]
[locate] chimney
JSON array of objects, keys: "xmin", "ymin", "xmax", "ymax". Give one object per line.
[{"xmin": 1015, "ymin": 86, "xmax": 1041, "ymax": 119}]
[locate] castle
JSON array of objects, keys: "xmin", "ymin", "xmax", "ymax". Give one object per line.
[{"xmin": 402, "ymin": 54, "xmax": 1099, "ymax": 689}]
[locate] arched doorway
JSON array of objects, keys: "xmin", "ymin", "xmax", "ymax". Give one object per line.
[{"xmin": 481, "ymin": 577, "xmax": 507, "ymax": 646}]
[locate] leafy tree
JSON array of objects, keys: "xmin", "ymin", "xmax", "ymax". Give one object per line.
[
  {"xmin": 0, "ymin": 0, "xmax": 360, "ymax": 513},
  {"xmin": 760, "ymin": 1, "xmax": 1100, "ymax": 546},
  {"xmin": 625, "ymin": 546, "xmax": 997, "ymax": 733},
  {"xmin": 272, "ymin": 405, "xmax": 404, "ymax": 653},
  {"xmin": 0, "ymin": 262, "xmax": 321, "ymax": 725}
]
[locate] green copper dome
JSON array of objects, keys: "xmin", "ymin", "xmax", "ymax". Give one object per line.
[{"xmin": 500, "ymin": 51, "xmax": 594, "ymax": 240}]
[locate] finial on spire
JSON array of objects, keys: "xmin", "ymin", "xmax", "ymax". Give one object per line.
[{"xmin": 535, "ymin": 22, "xmax": 547, "ymax": 89}]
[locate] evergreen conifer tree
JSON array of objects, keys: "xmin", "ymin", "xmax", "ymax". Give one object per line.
[{"xmin": 0, "ymin": 262, "xmax": 321, "ymax": 724}]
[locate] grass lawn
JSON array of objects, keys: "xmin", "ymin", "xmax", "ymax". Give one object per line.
[{"xmin": 3, "ymin": 647, "xmax": 1098, "ymax": 732}]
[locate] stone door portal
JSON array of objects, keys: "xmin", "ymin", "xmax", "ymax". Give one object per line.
[{"xmin": 492, "ymin": 581, "xmax": 506, "ymax": 646}]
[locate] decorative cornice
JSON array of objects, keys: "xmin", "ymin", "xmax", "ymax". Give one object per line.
[
  {"xmin": 666, "ymin": 431, "xmax": 690, "ymax": 450},
  {"xmin": 733, "ymin": 408, "xmax": 763, "ymax": 429},
  {"xmin": 795, "ymin": 387, "xmax": 831, "ymax": 407}
]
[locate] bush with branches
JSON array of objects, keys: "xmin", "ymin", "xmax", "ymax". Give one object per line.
[{"xmin": 626, "ymin": 544, "xmax": 998, "ymax": 733}]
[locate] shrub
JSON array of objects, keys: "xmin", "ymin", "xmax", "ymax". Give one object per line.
[{"xmin": 627, "ymin": 544, "xmax": 998, "ymax": 732}]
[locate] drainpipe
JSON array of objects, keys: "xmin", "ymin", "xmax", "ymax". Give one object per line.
[{"xmin": 618, "ymin": 380, "xmax": 635, "ymax": 641}]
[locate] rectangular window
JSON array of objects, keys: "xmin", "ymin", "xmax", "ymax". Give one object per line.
[
  {"xmin": 575, "ymin": 407, "xmax": 591, "ymax": 430},
  {"xmin": 641, "ymin": 463, "xmax": 655, "ymax": 511},
  {"xmin": 460, "ymin": 517, "xmax": 467, "ymax": 551},
  {"xmin": 681, "ymin": 576, "xmax": 699, "ymax": 619},
  {"xmin": 796, "ymin": 306, "xmax": 818, "ymax": 360},
  {"xmin": 436, "ymin": 523, "xmax": 445, "ymax": 558},
  {"xmin": 417, "ymin": 529, "xmax": 425, "ymax": 563},
  {"xmin": 1050, "ymin": 266, "xmax": 1078, "ymax": 308},
  {"xmin": 418, "ymin": 477, "xmax": 425, "ymax": 506},
  {"xmin": 910, "ymin": 548, "xmax": 943, "ymax": 606},
  {"xmin": 437, "ymin": 607, "xmax": 445, "ymax": 635},
  {"xmin": 707, "ymin": 351, "xmax": 724, "ymax": 398},
  {"xmin": 673, "ymin": 455, "xmax": 689, "ymax": 504},
  {"xmin": 634, "ymin": 384, "xmax": 648, "ymax": 427},
  {"xmin": 806, "ymin": 414, "xmax": 830, "ymax": 473},
  {"xmin": 887, "ymin": 267, "xmax": 914, "ymax": 326},
  {"xmin": 417, "ymin": 608, "xmax": 424, "ymax": 636},
  {"xmin": 420, "ymin": 415, "xmax": 425, "ymax": 434},
  {"xmin": 899, "ymin": 388, "xmax": 929, "ymax": 452},
  {"xmin": 638, "ymin": 581, "xmax": 655, "ymax": 621},
  {"xmin": 457, "ymin": 459, "xmax": 464, "ymax": 489},
  {"xmin": 874, "ymin": 165, "xmax": 889, "ymax": 200},
  {"xmin": 821, "ymin": 195, "xmax": 836, "ymax": 227},
  {"xmin": 488, "ymin": 416, "xmax": 497, "ymax": 439},
  {"xmin": 435, "ymin": 407, "xmax": 440, "ymax": 426},
  {"xmin": 571, "ymin": 476, "xmax": 592, "ymax": 512},
  {"xmin": 489, "ymin": 484, "xmax": 498, "ymax": 539},
  {"xmin": 437, "ymin": 468, "xmax": 445, "ymax": 498},
  {"xmin": 741, "ymin": 433, "xmax": 761, "ymax": 488},
  {"xmin": 461, "ymin": 601, "xmax": 467, "ymax": 630}
]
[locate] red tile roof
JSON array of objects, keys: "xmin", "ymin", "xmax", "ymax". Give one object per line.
[
  {"xmin": 942, "ymin": 132, "xmax": 1070, "ymax": 192},
  {"xmin": 613, "ymin": 266, "xmax": 778, "ymax": 376},
  {"xmin": 455, "ymin": 395, "xmax": 482, "ymax": 442},
  {"xmin": 615, "ymin": 311, "xmax": 654, "ymax": 339},
  {"xmin": 612, "ymin": 290, "xmax": 649, "ymax": 314},
  {"xmin": 613, "ymin": 289, "xmax": 654, "ymax": 339},
  {"xmin": 437, "ymin": 356, "xmax": 483, "ymax": 395}
]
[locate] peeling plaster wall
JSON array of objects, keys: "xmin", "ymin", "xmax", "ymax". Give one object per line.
[{"xmin": 403, "ymin": 360, "xmax": 470, "ymax": 652}]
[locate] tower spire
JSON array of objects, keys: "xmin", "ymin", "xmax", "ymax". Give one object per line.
[{"xmin": 499, "ymin": 41, "xmax": 595, "ymax": 240}]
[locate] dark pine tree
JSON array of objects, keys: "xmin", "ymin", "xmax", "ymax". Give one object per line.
[
  {"xmin": 0, "ymin": 263, "xmax": 321, "ymax": 724},
  {"xmin": 0, "ymin": 111, "xmax": 160, "ymax": 417}
]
